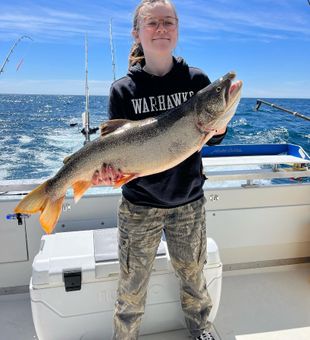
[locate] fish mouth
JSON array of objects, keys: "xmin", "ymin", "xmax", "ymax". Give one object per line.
[
  {"xmin": 224, "ymin": 72, "xmax": 243, "ymax": 112},
  {"xmin": 211, "ymin": 71, "xmax": 242, "ymax": 111},
  {"xmin": 195, "ymin": 71, "xmax": 243, "ymax": 133},
  {"xmin": 227, "ymin": 79, "xmax": 243, "ymax": 109},
  {"xmin": 229, "ymin": 81, "xmax": 241, "ymax": 96}
]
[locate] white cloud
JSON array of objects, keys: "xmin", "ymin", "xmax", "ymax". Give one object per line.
[
  {"xmin": 178, "ymin": 0, "xmax": 310, "ymax": 42},
  {"xmin": 1, "ymin": 0, "xmax": 309, "ymax": 43},
  {"xmin": 0, "ymin": 79, "xmax": 112, "ymax": 95},
  {"xmin": 0, "ymin": 2, "xmax": 132, "ymax": 42},
  {"xmin": 1, "ymin": 78, "xmax": 308, "ymax": 98}
]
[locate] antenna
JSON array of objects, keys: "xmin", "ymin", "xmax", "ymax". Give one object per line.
[
  {"xmin": 109, "ymin": 18, "xmax": 116, "ymax": 81},
  {"xmin": 0, "ymin": 35, "xmax": 33, "ymax": 75}
]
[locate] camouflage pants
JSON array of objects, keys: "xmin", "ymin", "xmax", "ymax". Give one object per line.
[{"xmin": 112, "ymin": 196, "xmax": 212, "ymax": 339}]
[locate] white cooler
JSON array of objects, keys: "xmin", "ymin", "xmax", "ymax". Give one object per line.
[{"xmin": 30, "ymin": 229, "xmax": 222, "ymax": 340}]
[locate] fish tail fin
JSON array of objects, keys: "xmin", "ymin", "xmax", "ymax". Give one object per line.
[
  {"xmin": 40, "ymin": 196, "xmax": 65, "ymax": 234},
  {"xmin": 14, "ymin": 181, "xmax": 64, "ymax": 234},
  {"xmin": 15, "ymin": 182, "xmax": 49, "ymax": 214}
]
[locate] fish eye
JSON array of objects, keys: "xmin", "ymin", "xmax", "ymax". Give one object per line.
[{"xmin": 216, "ymin": 87, "xmax": 221, "ymax": 93}]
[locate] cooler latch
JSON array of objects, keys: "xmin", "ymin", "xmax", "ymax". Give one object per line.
[{"xmin": 63, "ymin": 270, "xmax": 82, "ymax": 292}]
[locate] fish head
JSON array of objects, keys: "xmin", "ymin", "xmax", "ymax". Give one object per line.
[{"xmin": 195, "ymin": 71, "xmax": 243, "ymax": 133}]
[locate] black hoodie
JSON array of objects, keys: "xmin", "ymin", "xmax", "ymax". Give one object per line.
[{"xmin": 108, "ymin": 57, "xmax": 226, "ymax": 208}]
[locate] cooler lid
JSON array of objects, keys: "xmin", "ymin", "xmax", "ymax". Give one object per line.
[
  {"xmin": 32, "ymin": 230, "xmax": 95, "ymax": 287},
  {"xmin": 31, "ymin": 230, "xmax": 219, "ymax": 288},
  {"xmin": 94, "ymin": 228, "xmax": 166, "ymax": 263}
]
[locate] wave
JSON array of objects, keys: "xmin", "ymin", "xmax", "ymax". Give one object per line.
[
  {"xmin": 18, "ymin": 135, "xmax": 34, "ymax": 144},
  {"xmin": 0, "ymin": 95, "xmax": 308, "ymax": 180}
]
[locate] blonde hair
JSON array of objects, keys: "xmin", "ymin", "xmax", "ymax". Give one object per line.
[{"xmin": 129, "ymin": 0, "xmax": 178, "ymax": 68}]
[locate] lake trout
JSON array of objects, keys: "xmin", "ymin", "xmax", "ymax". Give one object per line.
[{"xmin": 15, "ymin": 71, "xmax": 242, "ymax": 234}]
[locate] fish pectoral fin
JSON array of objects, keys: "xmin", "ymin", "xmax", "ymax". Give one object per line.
[
  {"xmin": 40, "ymin": 196, "xmax": 65, "ymax": 234},
  {"xmin": 72, "ymin": 180, "xmax": 92, "ymax": 203},
  {"xmin": 100, "ymin": 119, "xmax": 131, "ymax": 137},
  {"xmin": 113, "ymin": 173, "xmax": 139, "ymax": 188}
]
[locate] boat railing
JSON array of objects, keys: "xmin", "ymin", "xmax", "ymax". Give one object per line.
[
  {"xmin": 202, "ymin": 144, "xmax": 310, "ymax": 183},
  {"xmin": 0, "ymin": 144, "xmax": 309, "ymax": 194}
]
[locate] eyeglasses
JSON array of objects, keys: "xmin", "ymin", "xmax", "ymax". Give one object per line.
[{"xmin": 142, "ymin": 16, "xmax": 178, "ymax": 31}]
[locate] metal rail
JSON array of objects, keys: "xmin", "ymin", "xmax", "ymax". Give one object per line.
[{"xmin": 1, "ymin": 165, "xmax": 309, "ymax": 194}]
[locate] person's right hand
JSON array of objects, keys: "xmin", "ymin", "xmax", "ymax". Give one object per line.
[{"xmin": 91, "ymin": 163, "xmax": 123, "ymax": 186}]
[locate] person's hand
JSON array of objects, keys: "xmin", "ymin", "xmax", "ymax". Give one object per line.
[{"xmin": 91, "ymin": 163, "xmax": 123, "ymax": 186}]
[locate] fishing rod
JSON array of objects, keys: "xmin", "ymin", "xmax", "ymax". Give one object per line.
[
  {"xmin": 109, "ymin": 18, "xmax": 116, "ymax": 81},
  {"xmin": 82, "ymin": 33, "xmax": 90, "ymax": 144},
  {"xmin": 79, "ymin": 19, "xmax": 116, "ymax": 141},
  {"xmin": 255, "ymin": 99, "xmax": 310, "ymax": 122},
  {"xmin": 81, "ymin": 34, "xmax": 99, "ymax": 144},
  {"xmin": 0, "ymin": 35, "xmax": 33, "ymax": 75}
]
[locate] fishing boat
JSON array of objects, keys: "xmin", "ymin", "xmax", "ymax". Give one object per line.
[
  {"xmin": 1, "ymin": 30, "xmax": 309, "ymax": 340},
  {"xmin": 0, "ymin": 141, "xmax": 309, "ymax": 340}
]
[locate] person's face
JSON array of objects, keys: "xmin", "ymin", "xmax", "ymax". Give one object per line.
[{"xmin": 133, "ymin": 2, "xmax": 178, "ymax": 57}]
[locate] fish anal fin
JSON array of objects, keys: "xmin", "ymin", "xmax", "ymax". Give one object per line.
[
  {"xmin": 100, "ymin": 119, "xmax": 131, "ymax": 137},
  {"xmin": 72, "ymin": 180, "xmax": 92, "ymax": 203},
  {"xmin": 113, "ymin": 173, "xmax": 138, "ymax": 188},
  {"xmin": 40, "ymin": 196, "xmax": 65, "ymax": 234}
]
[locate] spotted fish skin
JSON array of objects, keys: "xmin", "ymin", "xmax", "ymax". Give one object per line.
[{"xmin": 15, "ymin": 71, "xmax": 242, "ymax": 233}]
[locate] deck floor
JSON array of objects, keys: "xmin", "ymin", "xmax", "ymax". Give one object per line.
[{"xmin": 1, "ymin": 264, "xmax": 309, "ymax": 340}]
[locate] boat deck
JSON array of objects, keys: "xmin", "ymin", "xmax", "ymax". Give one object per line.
[{"xmin": 1, "ymin": 264, "xmax": 309, "ymax": 340}]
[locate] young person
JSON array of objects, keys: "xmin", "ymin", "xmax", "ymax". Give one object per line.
[{"xmin": 93, "ymin": 1, "xmax": 227, "ymax": 339}]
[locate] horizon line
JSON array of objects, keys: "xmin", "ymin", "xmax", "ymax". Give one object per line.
[{"xmin": 0, "ymin": 93, "xmax": 310, "ymax": 100}]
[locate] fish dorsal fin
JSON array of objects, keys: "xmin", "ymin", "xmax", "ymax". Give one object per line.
[{"xmin": 100, "ymin": 119, "xmax": 131, "ymax": 137}]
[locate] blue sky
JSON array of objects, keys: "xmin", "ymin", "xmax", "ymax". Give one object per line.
[{"xmin": 0, "ymin": 0, "xmax": 309, "ymax": 98}]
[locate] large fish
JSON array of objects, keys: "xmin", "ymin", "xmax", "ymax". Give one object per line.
[{"xmin": 15, "ymin": 71, "xmax": 242, "ymax": 234}]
